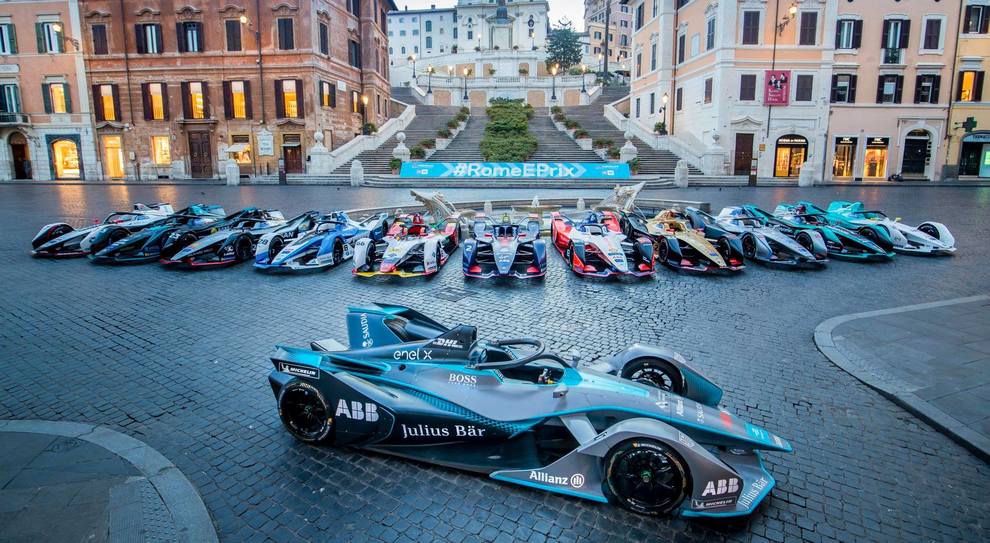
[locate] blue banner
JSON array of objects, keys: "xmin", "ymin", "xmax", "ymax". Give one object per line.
[{"xmin": 400, "ymin": 162, "xmax": 631, "ymax": 180}]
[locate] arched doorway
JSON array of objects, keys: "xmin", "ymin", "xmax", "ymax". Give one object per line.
[
  {"xmin": 901, "ymin": 129, "xmax": 931, "ymax": 177},
  {"xmin": 9, "ymin": 132, "xmax": 30, "ymax": 179},
  {"xmin": 774, "ymin": 134, "xmax": 808, "ymax": 177},
  {"xmin": 50, "ymin": 139, "xmax": 81, "ymax": 179}
]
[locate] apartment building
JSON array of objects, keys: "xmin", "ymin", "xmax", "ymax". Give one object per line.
[
  {"xmin": 585, "ymin": 0, "xmax": 633, "ymax": 67},
  {"xmin": 387, "ymin": 6, "xmax": 457, "ymax": 66},
  {"xmin": 946, "ymin": 1, "xmax": 990, "ymax": 179},
  {"xmin": 586, "ymin": 20, "xmax": 631, "ymax": 68}
]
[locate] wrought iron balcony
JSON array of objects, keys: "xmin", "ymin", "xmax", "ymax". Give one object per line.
[
  {"xmin": 882, "ymin": 48, "xmax": 904, "ymax": 65},
  {"xmin": 0, "ymin": 112, "xmax": 29, "ymax": 124}
]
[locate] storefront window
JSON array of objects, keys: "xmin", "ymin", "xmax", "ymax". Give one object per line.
[
  {"xmin": 102, "ymin": 135, "xmax": 124, "ymax": 178},
  {"xmin": 151, "ymin": 136, "xmax": 171, "ymax": 165},
  {"xmin": 51, "ymin": 139, "xmax": 80, "ymax": 179},
  {"xmin": 833, "ymin": 137, "xmax": 857, "ymax": 177},
  {"xmin": 958, "ymin": 133, "xmax": 990, "ymax": 177},
  {"xmin": 774, "ymin": 135, "xmax": 808, "ymax": 177},
  {"xmin": 864, "ymin": 137, "xmax": 889, "ymax": 179},
  {"xmin": 230, "ymin": 134, "xmax": 252, "ymax": 165}
]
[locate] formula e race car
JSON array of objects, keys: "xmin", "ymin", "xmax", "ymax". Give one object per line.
[
  {"xmin": 707, "ymin": 206, "xmax": 828, "ymax": 268},
  {"xmin": 158, "ymin": 208, "xmax": 287, "ymax": 263},
  {"xmin": 161, "ymin": 210, "xmax": 319, "ymax": 269},
  {"xmin": 89, "ymin": 204, "xmax": 227, "ymax": 264},
  {"xmin": 463, "ymin": 214, "xmax": 547, "ymax": 279},
  {"xmin": 254, "ymin": 212, "xmax": 390, "ymax": 272},
  {"xmin": 623, "ymin": 210, "xmax": 744, "ymax": 273},
  {"xmin": 549, "ymin": 211, "xmax": 655, "ymax": 277},
  {"xmin": 31, "ymin": 203, "xmax": 175, "ymax": 258},
  {"xmin": 821, "ymin": 201, "xmax": 955, "ymax": 256},
  {"xmin": 352, "ymin": 213, "xmax": 460, "ymax": 277},
  {"xmin": 268, "ymin": 304, "xmax": 792, "ymax": 518},
  {"xmin": 768, "ymin": 203, "xmax": 895, "ymax": 262}
]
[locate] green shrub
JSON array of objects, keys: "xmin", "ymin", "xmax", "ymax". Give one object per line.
[
  {"xmin": 389, "ymin": 158, "xmax": 403, "ymax": 172},
  {"xmin": 480, "ymin": 99, "xmax": 536, "ymax": 161},
  {"xmin": 410, "ymin": 146, "xmax": 426, "ymax": 159},
  {"xmin": 420, "ymin": 138, "xmax": 436, "ymax": 149},
  {"xmin": 362, "ymin": 123, "xmax": 378, "ymax": 135},
  {"xmin": 436, "ymin": 128, "xmax": 452, "ymax": 139},
  {"xmin": 553, "ymin": 112, "xmax": 566, "ymax": 122},
  {"xmin": 574, "ymin": 129, "xmax": 590, "ymax": 139},
  {"xmin": 459, "ymin": 106, "xmax": 470, "ymax": 115},
  {"xmin": 447, "ymin": 119, "xmax": 460, "ymax": 130},
  {"xmin": 564, "ymin": 119, "xmax": 580, "ymax": 130},
  {"xmin": 607, "ymin": 145, "xmax": 621, "ymax": 159},
  {"xmin": 550, "ymin": 106, "xmax": 562, "ymax": 114},
  {"xmin": 628, "ymin": 157, "xmax": 640, "ymax": 174},
  {"xmin": 654, "ymin": 121, "xmax": 667, "ymax": 135},
  {"xmin": 455, "ymin": 111, "xmax": 468, "ymax": 122},
  {"xmin": 593, "ymin": 138, "xmax": 614, "ymax": 149}
]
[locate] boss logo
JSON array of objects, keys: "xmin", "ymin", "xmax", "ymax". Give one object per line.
[
  {"xmin": 335, "ymin": 400, "xmax": 379, "ymax": 422},
  {"xmin": 448, "ymin": 373, "xmax": 477, "ymax": 386},
  {"xmin": 701, "ymin": 478, "xmax": 740, "ymax": 497}
]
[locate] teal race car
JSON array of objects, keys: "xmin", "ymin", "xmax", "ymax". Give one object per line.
[
  {"xmin": 818, "ymin": 201, "xmax": 955, "ymax": 256},
  {"xmin": 757, "ymin": 203, "xmax": 895, "ymax": 262}
]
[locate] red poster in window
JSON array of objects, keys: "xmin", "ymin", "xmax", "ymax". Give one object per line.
[{"xmin": 764, "ymin": 70, "xmax": 791, "ymax": 105}]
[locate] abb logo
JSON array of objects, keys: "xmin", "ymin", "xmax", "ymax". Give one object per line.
[
  {"xmin": 335, "ymin": 400, "xmax": 379, "ymax": 422},
  {"xmin": 701, "ymin": 478, "xmax": 740, "ymax": 497}
]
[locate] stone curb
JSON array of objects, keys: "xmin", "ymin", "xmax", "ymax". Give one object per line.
[
  {"xmin": 0, "ymin": 419, "xmax": 219, "ymax": 543},
  {"xmin": 813, "ymin": 295, "xmax": 990, "ymax": 463}
]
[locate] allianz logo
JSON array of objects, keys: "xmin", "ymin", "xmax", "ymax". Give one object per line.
[{"xmin": 529, "ymin": 470, "xmax": 585, "ymax": 489}]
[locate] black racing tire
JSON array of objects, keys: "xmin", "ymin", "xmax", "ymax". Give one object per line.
[
  {"xmin": 92, "ymin": 227, "xmax": 130, "ymax": 254},
  {"xmin": 918, "ymin": 223, "xmax": 939, "ymax": 239},
  {"xmin": 235, "ymin": 237, "xmax": 253, "ymax": 261},
  {"xmin": 795, "ymin": 231, "xmax": 815, "ymax": 253},
  {"xmin": 620, "ymin": 357, "xmax": 684, "ymax": 394},
  {"xmin": 565, "ymin": 242, "xmax": 575, "ymax": 270},
  {"xmin": 859, "ymin": 227, "xmax": 880, "ymax": 245},
  {"xmin": 379, "ymin": 221, "xmax": 389, "ymax": 240},
  {"xmin": 658, "ymin": 238, "xmax": 670, "ymax": 264},
  {"xmin": 604, "ymin": 439, "xmax": 690, "ymax": 516},
  {"xmin": 435, "ymin": 244, "xmax": 443, "ymax": 268},
  {"xmin": 715, "ymin": 237, "xmax": 732, "ymax": 261},
  {"xmin": 333, "ymin": 239, "xmax": 344, "ymax": 265},
  {"xmin": 741, "ymin": 234, "xmax": 757, "ymax": 259},
  {"xmin": 277, "ymin": 381, "xmax": 333, "ymax": 444},
  {"xmin": 268, "ymin": 236, "xmax": 285, "ymax": 262}
]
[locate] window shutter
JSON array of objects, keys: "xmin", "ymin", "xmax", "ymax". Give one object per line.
[
  {"xmin": 11, "ymin": 85, "xmax": 20, "ymax": 113},
  {"xmin": 42, "ymin": 83, "xmax": 52, "ymax": 113},
  {"xmin": 274, "ymin": 80, "xmax": 285, "ymax": 118},
  {"xmin": 834, "ymin": 21, "xmax": 841, "ymax": 48},
  {"xmin": 194, "ymin": 23, "xmax": 204, "ymax": 51},
  {"xmin": 111, "ymin": 85, "xmax": 120, "ymax": 121},
  {"xmin": 222, "ymin": 81, "xmax": 232, "ymax": 119},
  {"xmin": 965, "ymin": 6, "xmax": 975, "ymax": 32},
  {"xmin": 329, "ymin": 84, "xmax": 336, "ymax": 108},
  {"xmin": 161, "ymin": 83, "xmax": 170, "ymax": 119},
  {"xmin": 176, "ymin": 23, "xmax": 186, "ymax": 52},
  {"xmin": 982, "ymin": 10, "xmax": 990, "ymax": 34},
  {"xmin": 226, "ymin": 20, "xmax": 241, "ymax": 51},
  {"xmin": 899, "ymin": 20, "xmax": 910, "ymax": 49},
  {"xmin": 201, "ymin": 82, "xmax": 210, "ymax": 117},
  {"xmin": 876, "ymin": 76, "xmax": 885, "ymax": 103},
  {"xmin": 92, "ymin": 84, "xmax": 104, "ymax": 121},
  {"xmin": 181, "ymin": 81, "xmax": 191, "ymax": 118},
  {"xmin": 931, "ymin": 75, "xmax": 941, "ymax": 103},
  {"xmin": 975, "ymin": 71, "xmax": 985, "ymax": 101},
  {"xmin": 894, "ymin": 75, "xmax": 903, "ymax": 103},
  {"xmin": 852, "ymin": 20, "xmax": 862, "ymax": 48},
  {"xmin": 830, "ymin": 75, "xmax": 838, "ymax": 102},
  {"xmin": 849, "ymin": 75, "xmax": 857, "ymax": 103},
  {"xmin": 295, "ymin": 79, "xmax": 304, "ymax": 118},
  {"xmin": 35, "ymin": 22, "xmax": 45, "ymax": 53},
  {"xmin": 141, "ymin": 83, "xmax": 151, "ymax": 119},
  {"xmin": 8, "ymin": 24, "xmax": 17, "ymax": 54},
  {"xmin": 913, "ymin": 75, "xmax": 922, "ymax": 104},
  {"xmin": 135, "ymin": 24, "xmax": 146, "ymax": 54},
  {"xmin": 54, "ymin": 26, "xmax": 63, "ymax": 53},
  {"xmin": 881, "ymin": 20, "xmax": 890, "ymax": 48},
  {"xmin": 243, "ymin": 81, "xmax": 253, "ymax": 119},
  {"xmin": 155, "ymin": 24, "xmax": 163, "ymax": 52},
  {"xmin": 64, "ymin": 83, "xmax": 72, "ymax": 113}
]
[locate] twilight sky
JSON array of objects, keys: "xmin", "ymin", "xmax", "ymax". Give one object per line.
[{"xmin": 391, "ymin": 0, "xmax": 586, "ymax": 31}]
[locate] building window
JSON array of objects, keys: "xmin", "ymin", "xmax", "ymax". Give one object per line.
[
  {"xmin": 964, "ymin": 5, "xmax": 989, "ymax": 34},
  {"xmin": 650, "ymin": 43, "xmax": 657, "ymax": 71},
  {"xmin": 704, "ymin": 78, "xmax": 713, "ymax": 103},
  {"xmin": 351, "ymin": 90, "xmax": 360, "ymax": 113},
  {"xmin": 426, "ymin": 36, "xmax": 432, "ymax": 49},
  {"xmin": 835, "ymin": 19, "xmax": 861, "ymax": 50},
  {"xmin": 0, "ymin": 24, "xmax": 17, "ymax": 55},
  {"xmin": 675, "ymin": 87, "xmax": 682, "ymax": 111},
  {"xmin": 93, "ymin": 84, "xmax": 117, "ymax": 121},
  {"xmin": 915, "ymin": 74, "xmax": 941, "ymax": 104},
  {"xmin": 0, "ymin": 84, "xmax": 19, "ymax": 119},
  {"xmin": 794, "ymin": 74, "xmax": 813, "ymax": 101},
  {"xmin": 320, "ymin": 81, "xmax": 336, "ymax": 108},
  {"xmin": 225, "ymin": 20, "xmax": 241, "ymax": 51},
  {"xmin": 649, "ymin": 92, "xmax": 655, "ymax": 114},
  {"xmin": 151, "ymin": 136, "xmax": 171, "ymax": 165},
  {"xmin": 135, "ymin": 23, "xmax": 162, "ymax": 54},
  {"xmin": 635, "ymin": 52, "xmax": 642, "ymax": 77},
  {"xmin": 830, "ymin": 74, "xmax": 857, "ymax": 103},
  {"xmin": 142, "ymin": 82, "xmax": 168, "ymax": 120},
  {"xmin": 230, "ymin": 134, "xmax": 252, "ymax": 165},
  {"xmin": 223, "ymin": 80, "xmax": 250, "ymax": 119},
  {"xmin": 635, "ymin": 3, "xmax": 644, "ymax": 30},
  {"xmin": 957, "ymin": 71, "xmax": 985, "ymax": 102},
  {"xmin": 881, "ymin": 19, "xmax": 908, "ymax": 64},
  {"xmin": 652, "ymin": 0, "xmax": 658, "ymax": 18},
  {"xmin": 183, "ymin": 81, "xmax": 208, "ymax": 119},
  {"xmin": 276, "ymin": 79, "xmax": 303, "ymax": 119},
  {"xmin": 349, "ymin": 0, "xmax": 361, "ymax": 17},
  {"xmin": 42, "ymin": 82, "xmax": 70, "ymax": 113},
  {"xmin": 88, "ymin": 24, "xmax": 107, "ymax": 55},
  {"xmin": 319, "ymin": 22, "xmax": 329, "ymax": 55},
  {"xmin": 38, "ymin": 21, "xmax": 64, "ymax": 53},
  {"xmin": 177, "ymin": 21, "xmax": 203, "ymax": 53},
  {"xmin": 348, "ymin": 40, "xmax": 362, "ymax": 67},
  {"xmin": 425, "ymin": 20, "xmax": 432, "ymax": 32},
  {"xmin": 876, "ymin": 74, "xmax": 903, "ymax": 104},
  {"xmin": 922, "ymin": 18, "xmax": 942, "ymax": 51},
  {"xmin": 742, "ymin": 11, "xmax": 760, "ymax": 45},
  {"xmin": 277, "ymin": 18, "xmax": 294, "ymax": 50},
  {"xmin": 635, "ymin": 97, "xmax": 641, "ymax": 118},
  {"xmin": 798, "ymin": 12, "xmax": 817, "ymax": 46},
  {"xmin": 739, "ymin": 74, "xmax": 757, "ymax": 101},
  {"xmin": 706, "ymin": 18, "xmax": 716, "ymax": 50},
  {"xmin": 677, "ymin": 33, "xmax": 685, "ymax": 63}
]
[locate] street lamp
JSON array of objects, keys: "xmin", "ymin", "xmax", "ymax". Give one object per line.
[
  {"xmin": 550, "ymin": 63, "xmax": 559, "ymax": 101},
  {"xmin": 597, "ymin": 53, "xmax": 604, "ymax": 75},
  {"xmin": 361, "ymin": 94, "xmax": 369, "ymax": 134},
  {"xmin": 447, "ymin": 65, "xmax": 454, "ymax": 81},
  {"xmin": 580, "ymin": 64, "xmax": 588, "ymax": 93},
  {"xmin": 659, "ymin": 92, "xmax": 669, "ymax": 135},
  {"xmin": 776, "ymin": 4, "xmax": 799, "ymax": 35},
  {"xmin": 426, "ymin": 65, "xmax": 435, "ymax": 94},
  {"xmin": 462, "ymin": 67, "xmax": 470, "ymax": 101},
  {"xmin": 49, "ymin": 23, "xmax": 80, "ymax": 51},
  {"xmin": 408, "ymin": 54, "xmax": 417, "ymax": 81}
]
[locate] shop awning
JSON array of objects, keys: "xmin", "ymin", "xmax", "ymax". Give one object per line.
[{"xmin": 227, "ymin": 143, "xmax": 249, "ymax": 153}]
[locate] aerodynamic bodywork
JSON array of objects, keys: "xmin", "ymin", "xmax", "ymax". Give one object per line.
[
  {"xmin": 352, "ymin": 213, "xmax": 460, "ymax": 277},
  {"xmin": 31, "ymin": 203, "xmax": 175, "ymax": 258},
  {"xmin": 822, "ymin": 201, "xmax": 955, "ymax": 256},
  {"xmin": 463, "ymin": 214, "xmax": 547, "ymax": 279},
  {"xmin": 161, "ymin": 210, "xmax": 319, "ymax": 269},
  {"xmin": 708, "ymin": 206, "xmax": 828, "ymax": 268},
  {"xmin": 268, "ymin": 304, "xmax": 792, "ymax": 518},
  {"xmin": 768, "ymin": 203, "xmax": 895, "ymax": 262},
  {"xmin": 254, "ymin": 212, "xmax": 390, "ymax": 272},
  {"xmin": 549, "ymin": 211, "xmax": 655, "ymax": 277},
  {"xmin": 623, "ymin": 210, "xmax": 744, "ymax": 273},
  {"xmin": 89, "ymin": 204, "xmax": 227, "ymax": 264}
]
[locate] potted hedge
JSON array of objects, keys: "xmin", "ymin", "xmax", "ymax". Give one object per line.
[
  {"xmin": 550, "ymin": 106, "xmax": 562, "ymax": 115},
  {"xmin": 420, "ymin": 138, "xmax": 436, "ymax": 149},
  {"xmin": 410, "ymin": 146, "xmax": 426, "ymax": 159},
  {"xmin": 447, "ymin": 119, "xmax": 460, "ymax": 131},
  {"xmin": 628, "ymin": 157, "xmax": 640, "ymax": 174},
  {"xmin": 574, "ymin": 129, "xmax": 592, "ymax": 150},
  {"xmin": 459, "ymin": 106, "xmax": 470, "ymax": 116},
  {"xmin": 607, "ymin": 145, "xmax": 621, "ymax": 161},
  {"xmin": 593, "ymin": 138, "xmax": 614, "ymax": 150},
  {"xmin": 390, "ymin": 158, "xmax": 402, "ymax": 175},
  {"xmin": 654, "ymin": 121, "xmax": 668, "ymax": 136},
  {"xmin": 362, "ymin": 122, "xmax": 378, "ymax": 135},
  {"xmin": 488, "ymin": 67, "xmax": 497, "ymax": 76},
  {"xmin": 518, "ymin": 65, "xmax": 529, "ymax": 76},
  {"xmin": 564, "ymin": 119, "xmax": 580, "ymax": 137}
]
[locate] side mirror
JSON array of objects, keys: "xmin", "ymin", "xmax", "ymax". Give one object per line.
[
  {"xmin": 566, "ymin": 349, "xmax": 583, "ymax": 366},
  {"xmin": 553, "ymin": 384, "xmax": 568, "ymax": 399}
]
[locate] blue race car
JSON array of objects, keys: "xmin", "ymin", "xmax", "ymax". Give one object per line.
[
  {"xmin": 765, "ymin": 203, "xmax": 895, "ymax": 262},
  {"xmin": 820, "ymin": 201, "xmax": 955, "ymax": 256},
  {"xmin": 90, "ymin": 204, "xmax": 227, "ymax": 264},
  {"xmin": 254, "ymin": 212, "xmax": 390, "ymax": 272},
  {"xmin": 268, "ymin": 304, "xmax": 792, "ymax": 519},
  {"xmin": 463, "ymin": 213, "xmax": 547, "ymax": 279}
]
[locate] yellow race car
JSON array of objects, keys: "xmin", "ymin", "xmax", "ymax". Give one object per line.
[{"xmin": 622, "ymin": 209, "xmax": 745, "ymax": 273}]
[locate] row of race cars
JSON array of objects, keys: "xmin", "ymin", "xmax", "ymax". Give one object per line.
[{"xmin": 30, "ymin": 188, "xmax": 956, "ymax": 278}]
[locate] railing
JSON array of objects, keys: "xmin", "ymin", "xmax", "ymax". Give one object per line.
[
  {"xmin": 882, "ymin": 48, "xmax": 904, "ymax": 65},
  {"xmin": 0, "ymin": 112, "xmax": 29, "ymax": 124},
  {"xmin": 327, "ymin": 101, "xmax": 416, "ymax": 171},
  {"xmin": 415, "ymin": 74, "xmax": 596, "ymax": 90}
]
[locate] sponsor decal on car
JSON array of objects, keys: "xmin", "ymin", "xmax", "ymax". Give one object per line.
[
  {"xmin": 692, "ymin": 497, "xmax": 737, "ymax": 510},
  {"xmin": 735, "ymin": 477, "xmax": 770, "ymax": 509},
  {"xmin": 448, "ymin": 373, "xmax": 478, "ymax": 387},
  {"xmin": 677, "ymin": 431, "xmax": 695, "ymax": 449},
  {"xmin": 528, "ymin": 471, "xmax": 585, "ymax": 488},
  {"xmin": 695, "ymin": 402, "xmax": 705, "ymax": 424},
  {"xmin": 701, "ymin": 478, "xmax": 740, "ymax": 497},
  {"xmin": 279, "ymin": 362, "xmax": 319, "ymax": 380},
  {"xmin": 399, "ymin": 423, "xmax": 486, "ymax": 439},
  {"xmin": 431, "ymin": 338, "xmax": 464, "ymax": 349},
  {"xmin": 675, "ymin": 398, "xmax": 684, "ymax": 417},
  {"xmin": 393, "ymin": 349, "xmax": 432, "ymax": 360},
  {"xmin": 335, "ymin": 400, "xmax": 379, "ymax": 422},
  {"xmin": 359, "ymin": 313, "xmax": 373, "ymax": 348}
]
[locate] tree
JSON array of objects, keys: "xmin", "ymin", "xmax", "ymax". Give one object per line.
[{"xmin": 545, "ymin": 22, "xmax": 582, "ymax": 72}]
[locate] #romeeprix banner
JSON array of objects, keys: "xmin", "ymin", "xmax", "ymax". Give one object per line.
[
  {"xmin": 400, "ymin": 162, "xmax": 631, "ymax": 179},
  {"xmin": 764, "ymin": 70, "xmax": 790, "ymax": 106}
]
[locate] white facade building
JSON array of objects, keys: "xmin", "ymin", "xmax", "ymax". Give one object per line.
[{"xmin": 387, "ymin": 7, "xmax": 457, "ymax": 66}]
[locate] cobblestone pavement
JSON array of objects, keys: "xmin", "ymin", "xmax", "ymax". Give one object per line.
[{"xmin": 1, "ymin": 184, "xmax": 988, "ymax": 543}]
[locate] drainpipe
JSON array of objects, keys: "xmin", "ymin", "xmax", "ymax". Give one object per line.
[
  {"xmin": 118, "ymin": 0, "xmax": 136, "ymax": 179},
  {"xmin": 766, "ymin": 0, "xmax": 780, "ymax": 139},
  {"xmin": 670, "ymin": 1, "xmax": 679, "ymax": 137},
  {"xmin": 943, "ymin": 0, "xmax": 965, "ymax": 179},
  {"xmin": 256, "ymin": 0, "xmax": 266, "ymax": 124}
]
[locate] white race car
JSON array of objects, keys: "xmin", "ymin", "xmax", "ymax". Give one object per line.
[
  {"xmin": 31, "ymin": 203, "xmax": 174, "ymax": 257},
  {"xmin": 823, "ymin": 201, "xmax": 955, "ymax": 255},
  {"xmin": 352, "ymin": 213, "xmax": 460, "ymax": 277}
]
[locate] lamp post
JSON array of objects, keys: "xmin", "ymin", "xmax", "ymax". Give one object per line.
[
  {"xmin": 361, "ymin": 94, "xmax": 369, "ymax": 134},
  {"xmin": 550, "ymin": 63, "xmax": 559, "ymax": 101},
  {"xmin": 580, "ymin": 64, "xmax": 588, "ymax": 93},
  {"xmin": 408, "ymin": 54, "xmax": 417, "ymax": 82},
  {"xmin": 597, "ymin": 52, "xmax": 604, "ymax": 75},
  {"xmin": 426, "ymin": 65, "xmax": 434, "ymax": 94},
  {"xmin": 660, "ymin": 92, "xmax": 669, "ymax": 135},
  {"xmin": 462, "ymin": 67, "xmax": 469, "ymax": 102},
  {"xmin": 767, "ymin": 2, "xmax": 798, "ymax": 138}
]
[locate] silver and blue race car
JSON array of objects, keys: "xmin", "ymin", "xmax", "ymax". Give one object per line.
[
  {"xmin": 822, "ymin": 201, "xmax": 955, "ymax": 256},
  {"xmin": 32, "ymin": 203, "xmax": 175, "ymax": 258},
  {"xmin": 705, "ymin": 206, "xmax": 829, "ymax": 268},
  {"xmin": 268, "ymin": 304, "xmax": 792, "ymax": 519},
  {"xmin": 254, "ymin": 212, "xmax": 390, "ymax": 272},
  {"xmin": 463, "ymin": 213, "xmax": 547, "ymax": 279},
  {"xmin": 90, "ymin": 204, "xmax": 227, "ymax": 264}
]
